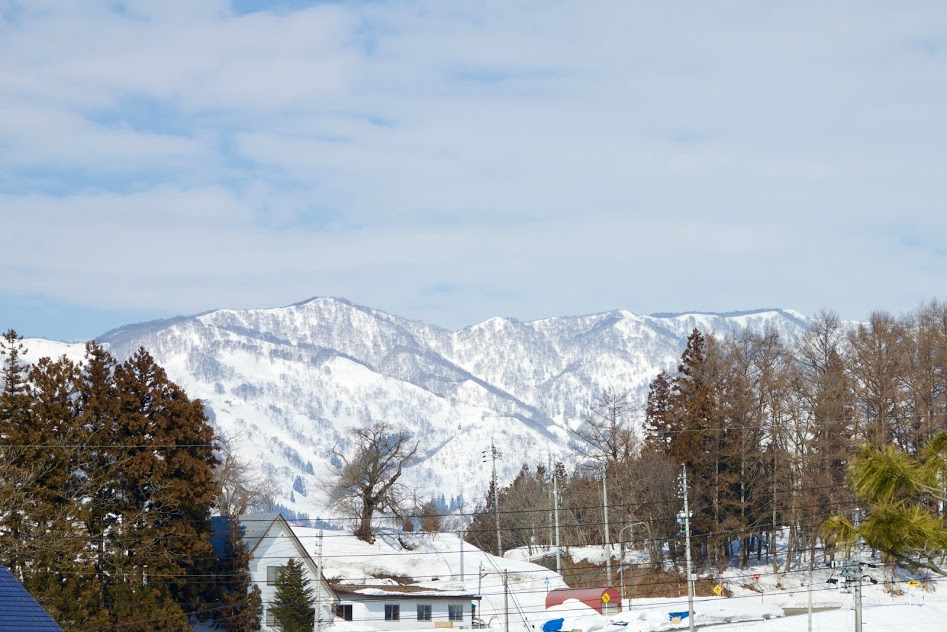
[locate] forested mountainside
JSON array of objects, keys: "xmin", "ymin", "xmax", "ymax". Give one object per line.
[{"xmin": 24, "ymin": 297, "xmax": 809, "ymax": 515}]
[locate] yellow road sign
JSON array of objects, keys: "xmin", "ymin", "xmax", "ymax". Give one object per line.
[
  {"xmin": 601, "ymin": 593, "xmax": 611, "ymax": 604},
  {"xmin": 713, "ymin": 584, "xmax": 723, "ymax": 596},
  {"xmin": 908, "ymin": 580, "xmax": 920, "ymax": 588}
]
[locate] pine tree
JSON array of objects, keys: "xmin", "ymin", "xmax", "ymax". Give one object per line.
[
  {"xmin": 822, "ymin": 434, "xmax": 947, "ymax": 575},
  {"xmin": 270, "ymin": 558, "xmax": 316, "ymax": 632}
]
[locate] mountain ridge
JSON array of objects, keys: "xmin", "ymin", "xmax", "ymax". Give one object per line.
[{"xmin": 22, "ymin": 297, "xmax": 811, "ymax": 518}]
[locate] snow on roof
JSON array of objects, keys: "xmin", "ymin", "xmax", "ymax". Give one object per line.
[{"xmin": 333, "ymin": 584, "xmax": 481, "ymax": 599}]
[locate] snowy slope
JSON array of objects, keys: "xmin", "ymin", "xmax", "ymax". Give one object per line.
[
  {"xmin": 291, "ymin": 527, "xmax": 947, "ymax": 632},
  {"xmin": 21, "ymin": 297, "xmax": 810, "ymax": 517}
]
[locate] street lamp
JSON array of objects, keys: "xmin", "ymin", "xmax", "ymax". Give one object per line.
[{"xmin": 618, "ymin": 522, "xmax": 645, "ymax": 611}]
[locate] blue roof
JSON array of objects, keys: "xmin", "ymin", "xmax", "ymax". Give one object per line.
[{"xmin": 0, "ymin": 567, "xmax": 63, "ymax": 631}]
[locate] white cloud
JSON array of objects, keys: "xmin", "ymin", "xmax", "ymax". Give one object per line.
[{"xmin": 2, "ymin": 0, "xmax": 947, "ymax": 335}]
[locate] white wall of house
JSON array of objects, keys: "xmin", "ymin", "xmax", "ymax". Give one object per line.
[
  {"xmin": 336, "ymin": 595, "xmax": 478, "ymax": 631},
  {"xmin": 247, "ymin": 519, "xmax": 334, "ymax": 631}
]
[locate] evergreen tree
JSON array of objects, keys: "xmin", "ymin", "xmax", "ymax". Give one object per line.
[
  {"xmin": 19, "ymin": 355, "xmax": 87, "ymax": 623},
  {"xmin": 215, "ymin": 515, "xmax": 262, "ymax": 632},
  {"xmin": 270, "ymin": 558, "xmax": 315, "ymax": 632},
  {"xmin": 644, "ymin": 370, "xmax": 673, "ymax": 454},
  {"xmin": 110, "ymin": 347, "xmax": 221, "ymax": 625},
  {"xmin": 0, "ymin": 329, "xmax": 33, "ymax": 575},
  {"xmin": 822, "ymin": 434, "xmax": 947, "ymax": 575},
  {"xmin": 74, "ymin": 342, "xmax": 123, "ymax": 624}
]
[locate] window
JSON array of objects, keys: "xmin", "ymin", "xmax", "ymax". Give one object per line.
[
  {"xmin": 266, "ymin": 607, "xmax": 276, "ymax": 626},
  {"xmin": 448, "ymin": 605, "xmax": 464, "ymax": 622},
  {"xmin": 267, "ymin": 566, "xmax": 279, "ymax": 585},
  {"xmin": 417, "ymin": 604, "xmax": 432, "ymax": 621},
  {"xmin": 385, "ymin": 605, "xmax": 400, "ymax": 621},
  {"xmin": 336, "ymin": 604, "xmax": 353, "ymax": 621}
]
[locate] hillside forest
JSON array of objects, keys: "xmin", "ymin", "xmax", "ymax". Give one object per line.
[{"xmin": 468, "ymin": 302, "xmax": 947, "ymax": 591}]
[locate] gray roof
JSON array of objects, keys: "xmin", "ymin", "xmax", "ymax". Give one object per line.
[
  {"xmin": 237, "ymin": 512, "xmax": 283, "ymax": 554},
  {"xmin": 0, "ymin": 567, "xmax": 63, "ymax": 631},
  {"xmin": 210, "ymin": 512, "xmax": 282, "ymax": 558}
]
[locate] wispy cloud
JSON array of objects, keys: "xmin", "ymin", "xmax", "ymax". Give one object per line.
[{"xmin": 3, "ymin": 0, "xmax": 947, "ymax": 339}]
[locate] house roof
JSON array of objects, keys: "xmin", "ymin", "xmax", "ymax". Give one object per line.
[
  {"xmin": 0, "ymin": 567, "xmax": 63, "ymax": 631},
  {"xmin": 237, "ymin": 512, "xmax": 283, "ymax": 554},
  {"xmin": 333, "ymin": 584, "xmax": 481, "ymax": 600},
  {"xmin": 211, "ymin": 512, "xmax": 337, "ymax": 602}
]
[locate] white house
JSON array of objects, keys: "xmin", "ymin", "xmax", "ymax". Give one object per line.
[
  {"xmin": 216, "ymin": 513, "xmax": 338, "ymax": 631},
  {"xmin": 333, "ymin": 585, "xmax": 482, "ymax": 631}
]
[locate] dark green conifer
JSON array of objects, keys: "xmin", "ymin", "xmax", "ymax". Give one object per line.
[
  {"xmin": 215, "ymin": 514, "xmax": 262, "ymax": 632},
  {"xmin": 270, "ymin": 558, "xmax": 316, "ymax": 632}
]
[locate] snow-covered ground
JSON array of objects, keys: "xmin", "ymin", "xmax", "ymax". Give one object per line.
[{"xmin": 287, "ymin": 525, "xmax": 947, "ymax": 632}]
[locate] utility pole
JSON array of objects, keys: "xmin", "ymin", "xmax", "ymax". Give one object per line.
[
  {"xmin": 503, "ymin": 570, "xmax": 510, "ymax": 632},
  {"xmin": 600, "ymin": 462, "xmax": 611, "ymax": 585},
  {"xmin": 483, "ymin": 440, "xmax": 502, "ymax": 556},
  {"xmin": 460, "ymin": 495, "xmax": 465, "ymax": 582},
  {"xmin": 838, "ymin": 507, "xmax": 871, "ymax": 632},
  {"xmin": 548, "ymin": 454, "xmax": 555, "ymax": 559},
  {"xmin": 807, "ymin": 558, "xmax": 813, "ymax": 632},
  {"xmin": 679, "ymin": 465, "xmax": 695, "ymax": 632},
  {"xmin": 315, "ymin": 529, "xmax": 323, "ymax": 632},
  {"xmin": 854, "ymin": 508, "xmax": 862, "ymax": 632},
  {"xmin": 553, "ymin": 461, "xmax": 562, "ymax": 575}
]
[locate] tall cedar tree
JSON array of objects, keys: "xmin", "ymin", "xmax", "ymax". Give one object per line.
[
  {"xmin": 214, "ymin": 514, "xmax": 263, "ymax": 632},
  {"xmin": 270, "ymin": 558, "xmax": 316, "ymax": 632},
  {"xmin": 0, "ymin": 329, "xmax": 33, "ymax": 575},
  {"xmin": 644, "ymin": 371, "xmax": 673, "ymax": 454},
  {"xmin": 20, "ymin": 354, "xmax": 88, "ymax": 623},
  {"xmin": 108, "ymin": 347, "xmax": 220, "ymax": 628},
  {"xmin": 0, "ymin": 339, "xmax": 228, "ymax": 630}
]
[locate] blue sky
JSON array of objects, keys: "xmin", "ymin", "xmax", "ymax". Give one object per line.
[{"xmin": 3, "ymin": 0, "xmax": 947, "ymax": 341}]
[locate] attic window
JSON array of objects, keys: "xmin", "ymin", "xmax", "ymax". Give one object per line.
[{"xmin": 267, "ymin": 566, "xmax": 279, "ymax": 585}]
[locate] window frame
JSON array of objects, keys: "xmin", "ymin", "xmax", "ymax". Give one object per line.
[
  {"xmin": 336, "ymin": 604, "xmax": 353, "ymax": 621},
  {"xmin": 417, "ymin": 604, "xmax": 432, "ymax": 621},
  {"xmin": 448, "ymin": 604, "xmax": 464, "ymax": 622},
  {"xmin": 385, "ymin": 604, "xmax": 401, "ymax": 621}
]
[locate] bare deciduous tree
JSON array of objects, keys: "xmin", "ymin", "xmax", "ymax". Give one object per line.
[
  {"xmin": 215, "ymin": 434, "xmax": 279, "ymax": 516},
  {"xmin": 327, "ymin": 422, "xmax": 419, "ymax": 543},
  {"xmin": 571, "ymin": 387, "xmax": 638, "ymax": 466}
]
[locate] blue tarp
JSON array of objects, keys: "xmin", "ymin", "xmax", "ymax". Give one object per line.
[
  {"xmin": 668, "ymin": 611, "xmax": 690, "ymax": 621},
  {"xmin": 542, "ymin": 618, "xmax": 565, "ymax": 632}
]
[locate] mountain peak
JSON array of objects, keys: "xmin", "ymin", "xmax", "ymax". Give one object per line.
[{"xmin": 36, "ymin": 298, "xmax": 811, "ymax": 518}]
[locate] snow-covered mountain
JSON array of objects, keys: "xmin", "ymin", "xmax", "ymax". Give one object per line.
[{"xmin": 22, "ymin": 297, "xmax": 810, "ymax": 518}]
